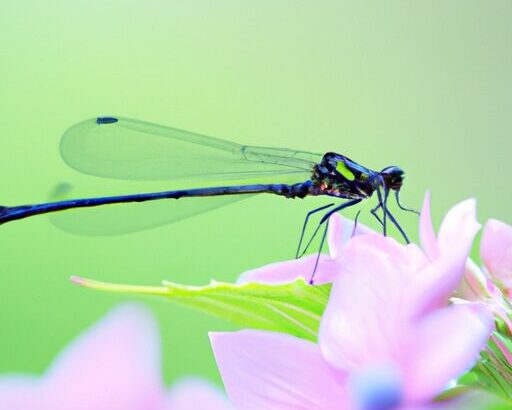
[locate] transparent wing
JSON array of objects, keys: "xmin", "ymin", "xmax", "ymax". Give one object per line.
[
  {"xmin": 52, "ymin": 117, "xmax": 318, "ymax": 235},
  {"xmin": 60, "ymin": 116, "xmax": 321, "ymax": 182},
  {"xmin": 49, "ymin": 192, "xmax": 251, "ymax": 236}
]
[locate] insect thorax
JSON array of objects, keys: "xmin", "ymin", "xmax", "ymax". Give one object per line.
[{"xmin": 310, "ymin": 153, "xmax": 380, "ymax": 199}]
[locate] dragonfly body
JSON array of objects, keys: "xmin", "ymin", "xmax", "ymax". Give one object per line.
[
  {"xmin": 0, "ymin": 182, "xmax": 312, "ymax": 225},
  {"xmin": 0, "ymin": 154, "xmax": 400, "ymax": 223},
  {"xmin": 0, "ymin": 116, "xmax": 412, "ymax": 241},
  {"xmin": 311, "ymin": 153, "xmax": 383, "ymax": 199}
]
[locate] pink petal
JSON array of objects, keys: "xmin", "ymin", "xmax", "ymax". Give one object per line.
[
  {"xmin": 10, "ymin": 303, "xmax": 166, "ymax": 410},
  {"xmin": 419, "ymin": 192, "xmax": 439, "ymax": 260},
  {"xmin": 456, "ymin": 260, "xmax": 489, "ymax": 301},
  {"xmin": 210, "ymin": 330, "xmax": 348, "ymax": 410},
  {"xmin": 319, "ymin": 235, "xmax": 424, "ymax": 372},
  {"xmin": 437, "ymin": 198, "xmax": 480, "ymax": 259},
  {"xmin": 420, "ymin": 256, "xmax": 480, "ymax": 316},
  {"xmin": 481, "ymin": 219, "xmax": 512, "ymax": 288},
  {"xmin": 165, "ymin": 378, "xmax": 233, "ymax": 410},
  {"xmin": 237, "ymin": 254, "xmax": 338, "ymax": 285},
  {"xmin": 406, "ymin": 255, "xmax": 466, "ymax": 318},
  {"xmin": 0, "ymin": 376, "xmax": 40, "ymax": 409},
  {"xmin": 408, "ymin": 201, "xmax": 481, "ymax": 316},
  {"xmin": 328, "ymin": 213, "xmax": 374, "ymax": 260},
  {"xmin": 404, "ymin": 304, "xmax": 494, "ymax": 403},
  {"xmin": 237, "ymin": 213, "xmax": 374, "ymax": 286}
]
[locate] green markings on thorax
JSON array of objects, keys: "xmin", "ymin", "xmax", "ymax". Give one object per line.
[{"xmin": 336, "ymin": 161, "xmax": 355, "ymax": 181}]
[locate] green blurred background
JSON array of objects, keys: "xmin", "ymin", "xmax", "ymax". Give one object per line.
[{"xmin": 0, "ymin": 1, "xmax": 510, "ymax": 385}]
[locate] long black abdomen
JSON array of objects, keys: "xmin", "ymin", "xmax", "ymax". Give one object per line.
[{"xmin": 0, "ymin": 181, "xmax": 313, "ymax": 225}]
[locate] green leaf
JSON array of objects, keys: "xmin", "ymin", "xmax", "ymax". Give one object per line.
[
  {"xmin": 440, "ymin": 389, "xmax": 512, "ymax": 410},
  {"xmin": 71, "ymin": 276, "xmax": 331, "ymax": 342},
  {"xmin": 458, "ymin": 330, "xmax": 512, "ymax": 401}
]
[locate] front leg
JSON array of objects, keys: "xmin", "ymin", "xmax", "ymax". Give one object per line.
[
  {"xmin": 295, "ymin": 203, "xmax": 334, "ymax": 259},
  {"xmin": 307, "ymin": 199, "xmax": 362, "ymax": 284}
]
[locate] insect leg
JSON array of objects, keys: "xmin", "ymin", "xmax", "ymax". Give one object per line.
[
  {"xmin": 371, "ymin": 203, "xmax": 383, "ymax": 226},
  {"xmin": 371, "ymin": 201, "xmax": 410, "ymax": 243},
  {"xmin": 384, "ymin": 208, "xmax": 411, "ymax": 244},
  {"xmin": 319, "ymin": 199, "xmax": 363, "ymax": 224},
  {"xmin": 297, "ymin": 220, "xmax": 325, "ymax": 259},
  {"xmin": 383, "ymin": 189, "xmax": 390, "ymax": 236},
  {"xmin": 351, "ymin": 209, "xmax": 362, "ymax": 237},
  {"xmin": 377, "ymin": 189, "xmax": 390, "ymax": 236},
  {"xmin": 298, "ymin": 199, "xmax": 361, "ymax": 259},
  {"xmin": 377, "ymin": 189, "xmax": 385, "ymax": 235},
  {"xmin": 295, "ymin": 203, "xmax": 335, "ymax": 259},
  {"xmin": 307, "ymin": 199, "xmax": 362, "ymax": 284},
  {"xmin": 395, "ymin": 191, "xmax": 420, "ymax": 215},
  {"xmin": 309, "ymin": 219, "xmax": 329, "ymax": 285}
]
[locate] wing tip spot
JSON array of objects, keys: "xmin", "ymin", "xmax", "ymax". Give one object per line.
[{"xmin": 96, "ymin": 116, "xmax": 119, "ymax": 125}]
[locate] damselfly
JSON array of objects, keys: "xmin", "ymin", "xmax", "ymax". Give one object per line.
[{"xmin": 0, "ymin": 116, "xmax": 417, "ymax": 280}]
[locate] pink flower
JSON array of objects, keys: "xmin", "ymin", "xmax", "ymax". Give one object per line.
[
  {"xmin": 478, "ymin": 219, "xmax": 512, "ymax": 364},
  {"xmin": 446, "ymin": 216, "xmax": 512, "ymax": 366},
  {"xmin": 211, "ymin": 203, "xmax": 494, "ymax": 409},
  {"xmin": 420, "ymin": 193, "xmax": 511, "ymax": 307},
  {"xmin": 480, "ymin": 219, "xmax": 512, "ymax": 297},
  {"xmin": 240, "ymin": 192, "xmax": 480, "ymax": 291},
  {"xmin": 419, "ymin": 194, "xmax": 511, "ymax": 301},
  {"xmin": 0, "ymin": 304, "xmax": 232, "ymax": 410},
  {"xmin": 420, "ymin": 195, "xmax": 512, "ymax": 376}
]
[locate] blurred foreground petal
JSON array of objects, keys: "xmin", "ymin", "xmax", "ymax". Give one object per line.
[
  {"xmin": 0, "ymin": 304, "xmax": 230, "ymax": 410},
  {"xmin": 210, "ymin": 330, "xmax": 347, "ymax": 410},
  {"xmin": 166, "ymin": 378, "xmax": 233, "ymax": 410}
]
